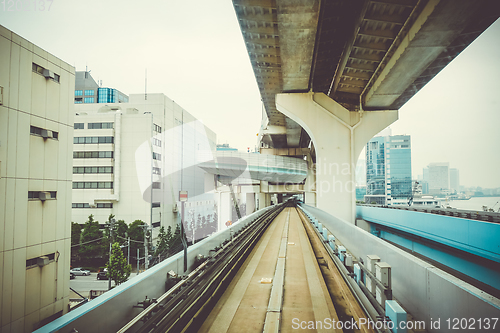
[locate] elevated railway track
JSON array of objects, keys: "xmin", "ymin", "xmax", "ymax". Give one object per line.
[{"xmin": 120, "ymin": 202, "xmax": 388, "ymax": 333}]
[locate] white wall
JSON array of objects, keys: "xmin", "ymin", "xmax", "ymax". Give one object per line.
[{"xmin": 0, "ymin": 25, "xmax": 74, "ymax": 333}]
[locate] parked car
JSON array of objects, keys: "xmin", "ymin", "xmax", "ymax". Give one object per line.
[
  {"xmin": 70, "ymin": 272, "xmax": 75, "ymax": 279},
  {"xmin": 70, "ymin": 267, "xmax": 90, "ymax": 276},
  {"xmin": 97, "ymin": 268, "xmax": 108, "ymax": 280}
]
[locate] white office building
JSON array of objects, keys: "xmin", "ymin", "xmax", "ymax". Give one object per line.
[
  {"xmin": 72, "ymin": 94, "xmax": 217, "ymax": 241},
  {"xmin": 0, "ymin": 25, "xmax": 75, "ymax": 332},
  {"xmin": 428, "ymin": 162, "xmax": 449, "ymax": 194}
]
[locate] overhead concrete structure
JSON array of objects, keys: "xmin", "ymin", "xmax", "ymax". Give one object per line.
[
  {"xmin": 233, "ymin": 0, "xmax": 499, "ymax": 221},
  {"xmin": 198, "ymin": 151, "xmax": 307, "ymax": 184}
]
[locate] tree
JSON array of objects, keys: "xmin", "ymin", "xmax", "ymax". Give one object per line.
[
  {"xmin": 155, "ymin": 226, "xmax": 171, "ymax": 257},
  {"xmin": 115, "ymin": 220, "xmax": 128, "ymax": 240},
  {"xmin": 128, "ymin": 220, "xmax": 145, "ymax": 256},
  {"xmin": 71, "ymin": 222, "xmax": 82, "ymax": 247},
  {"xmin": 106, "ymin": 242, "xmax": 132, "ymax": 286},
  {"xmin": 170, "ymin": 224, "xmax": 182, "ymax": 254},
  {"xmin": 79, "ymin": 215, "xmax": 104, "ymax": 259}
]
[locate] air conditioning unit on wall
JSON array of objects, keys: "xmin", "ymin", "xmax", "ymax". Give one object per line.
[
  {"xmin": 39, "ymin": 191, "xmax": 51, "ymax": 201},
  {"xmin": 43, "ymin": 69, "xmax": 55, "ymax": 79}
]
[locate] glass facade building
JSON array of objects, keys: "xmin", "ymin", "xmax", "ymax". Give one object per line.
[
  {"xmin": 98, "ymin": 87, "xmax": 129, "ymax": 103},
  {"xmin": 365, "ymin": 135, "xmax": 412, "ymax": 205}
]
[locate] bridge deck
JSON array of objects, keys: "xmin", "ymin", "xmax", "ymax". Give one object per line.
[{"xmin": 198, "ymin": 207, "xmax": 372, "ymax": 333}]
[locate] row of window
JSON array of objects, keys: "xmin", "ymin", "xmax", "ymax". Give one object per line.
[
  {"xmin": 73, "ymin": 166, "xmax": 113, "ymax": 174},
  {"xmin": 152, "ymin": 167, "xmax": 161, "ymax": 175},
  {"xmin": 154, "ymin": 124, "xmax": 162, "ymax": 133},
  {"xmin": 153, "ymin": 138, "xmax": 162, "ymax": 147},
  {"xmin": 84, "ymin": 97, "xmax": 94, "ymax": 103},
  {"xmin": 28, "ymin": 191, "xmax": 57, "ymax": 200},
  {"xmin": 72, "ymin": 182, "xmax": 114, "ymax": 189},
  {"xmin": 72, "ymin": 203, "xmax": 113, "ymax": 208},
  {"xmin": 74, "ymin": 122, "xmax": 114, "ymax": 130},
  {"xmin": 153, "ymin": 152, "xmax": 161, "ymax": 160},
  {"xmin": 152, "ymin": 202, "xmax": 160, "ymax": 208},
  {"xmin": 30, "ymin": 126, "xmax": 58, "ymax": 140},
  {"xmin": 32, "ymin": 63, "xmax": 60, "ymax": 83},
  {"xmin": 74, "ymin": 136, "xmax": 114, "ymax": 144},
  {"xmin": 89, "ymin": 122, "xmax": 114, "ymax": 129},
  {"xmin": 73, "ymin": 151, "xmax": 114, "ymax": 159},
  {"xmin": 152, "ymin": 182, "xmax": 161, "ymax": 189}
]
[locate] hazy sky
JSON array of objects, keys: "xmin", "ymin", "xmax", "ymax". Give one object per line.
[{"xmin": 1, "ymin": 1, "xmax": 499, "ymax": 188}]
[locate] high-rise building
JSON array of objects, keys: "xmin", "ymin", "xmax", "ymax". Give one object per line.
[
  {"xmin": 450, "ymin": 168, "xmax": 460, "ymax": 192},
  {"xmin": 0, "ymin": 25, "xmax": 74, "ymax": 332},
  {"xmin": 365, "ymin": 135, "xmax": 412, "ymax": 205},
  {"xmin": 74, "ymin": 71, "xmax": 128, "ymax": 104},
  {"xmin": 72, "ymin": 93, "xmax": 217, "ymax": 241},
  {"xmin": 427, "ymin": 162, "xmax": 449, "ymax": 194}
]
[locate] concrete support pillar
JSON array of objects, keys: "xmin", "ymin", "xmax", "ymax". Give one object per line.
[
  {"xmin": 277, "ymin": 193, "xmax": 283, "ymax": 203},
  {"xmin": 257, "ymin": 192, "xmax": 271, "ymax": 210},
  {"xmin": 276, "ymin": 92, "xmax": 398, "ymax": 222},
  {"xmin": 246, "ymin": 193, "xmax": 255, "ymax": 215}
]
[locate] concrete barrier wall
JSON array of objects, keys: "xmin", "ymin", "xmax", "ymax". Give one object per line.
[
  {"xmin": 356, "ymin": 205, "xmax": 500, "ymax": 262},
  {"xmin": 35, "ymin": 205, "xmax": 277, "ymax": 333},
  {"xmin": 302, "ymin": 204, "xmax": 500, "ymax": 333}
]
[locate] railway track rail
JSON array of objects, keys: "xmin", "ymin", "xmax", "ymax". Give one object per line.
[{"xmin": 118, "ymin": 202, "xmax": 290, "ymax": 333}]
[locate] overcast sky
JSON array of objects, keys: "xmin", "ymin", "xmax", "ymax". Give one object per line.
[{"xmin": 1, "ymin": 1, "xmax": 499, "ymax": 189}]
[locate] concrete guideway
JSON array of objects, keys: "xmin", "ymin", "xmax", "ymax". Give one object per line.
[{"xmin": 198, "ymin": 207, "xmax": 374, "ymax": 333}]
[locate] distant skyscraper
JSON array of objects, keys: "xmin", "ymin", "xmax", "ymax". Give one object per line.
[
  {"xmin": 365, "ymin": 135, "xmax": 412, "ymax": 205},
  {"xmin": 450, "ymin": 168, "xmax": 460, "ymax": 192},
  {"xmin": 428, "ymin": 162, "xmax": 449, "ymax": 194}
]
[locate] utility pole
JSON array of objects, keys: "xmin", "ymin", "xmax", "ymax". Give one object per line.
[
  {"xmin": 108, "ymin": 218, "xmax": 115, "ymax": 290},
  {"xmin": 141, "ymin": 224, "xmax": 151, "ymax": 271},
  {"xmin": 137, "ymin": 248, "xmax": 140, "ymax": 274},
  {"xmin": 127, "ymin": 237, "xmax": 130, "ymax": 265}
]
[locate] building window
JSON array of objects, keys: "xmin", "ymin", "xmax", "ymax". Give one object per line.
[
  {"xmin": 152, "ymin": 182, "xmax": 161, "ymax": 189},
  {"xmin": 152, "ymin": 202, "xmax": 160, "ymax": 208},
  {"xmin": 152, "ymin": 152, "xmax": 161, "ymax": 160},
  {"xmin": 32, "ymin": 63, "xmax": 60, "ymax": 83},
  {"xmin": 30, "ymin": 126, "xmax": 58, "ymax": 140},
  {"xmin": 85, "ymin": 90, "xmax": 94, "ymax": 96},
  {"xmin": 84, "ymin": 97, "xmax": 95, "ymax": 103},
  {"xmin": 72, "ymin": 203, "xmax": 113, "ymax": 208},
  {"xmin": 75, "ymin": 98, "xmax": 83, "ymax": 103},
  {"xmin": 154, "ymin": 124, "xmax": 162, "ymax": 133},
  {"xmin": 74, "ymin": 123, "xmax": 84, "ymax": 129},
  {"xmin": 73, "ymin": 151, "xmax": 114, "ymax": 158},
  {"xmin": 75, "ymin": 90, "xmax": 83, "ymax": 96},
  {"xmin": 73, "ymin": 166, "xmax": 113, "ymax": 174},
  {"xmin": 153, "ymin": 138, "xmax": 161, "ymax": 147},
  {"xmin": 73, "ymin": 136, "xmax": 114, "ymax": 144},
  {"xmin": 26, "ymin": 253, "xmax": 55, "ymax": 269},
  {"xmin": 28, "ymin": 191, "xmax": 57, "ymax": 200},
  {"xmin": 152, "ymin": 167, "xmax": 161, "ymax": 175},
  {"xmin": 88, "ymin": 122, "xmax": 113, "ymax": 129},
  {"xmin": 72, "ymin": 182, "xmax": 114, "ymax": 189}
]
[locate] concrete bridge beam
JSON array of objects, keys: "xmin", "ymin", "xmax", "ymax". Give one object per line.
[{"xmin": 276, "ymin": 92, "xmax": 398, "ymax": 222}]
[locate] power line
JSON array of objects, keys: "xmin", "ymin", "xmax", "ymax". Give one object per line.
[{"xmin": 71, "ymin": 236, "xmax": 107, "ymax": 248}]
